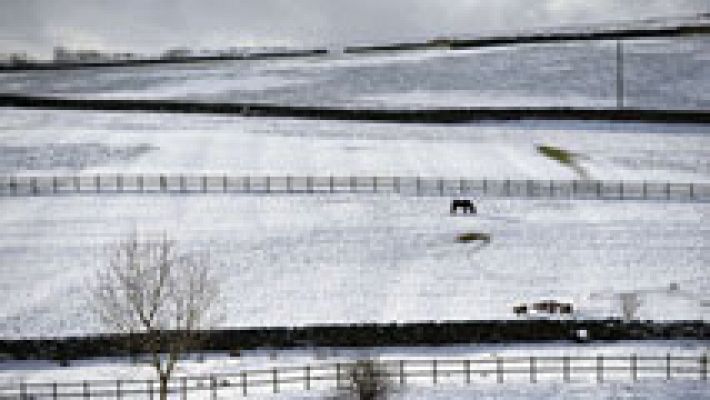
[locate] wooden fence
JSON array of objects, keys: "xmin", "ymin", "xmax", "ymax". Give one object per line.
[
  {"xmin": 0, "ymin": 175, "xmax": 708, "ymax": 201},
  {"xmin": 0, "ymin": 354, "xmax": 707, "ymax": 399}
]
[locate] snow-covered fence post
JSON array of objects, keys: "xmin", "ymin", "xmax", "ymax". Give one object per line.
[
  {"xmin": 459, "ymin": 178, "xmax": 464, "ymax": 195},
  {"xmin": 563, "ymin": 356, "xmax": 570, "ymax": 383},
  {"xmin": 400, "ymin": 360, "xmax": 405, "ymax": 386},
  {"xmin": 394, "ymin": 176, "xmax": 400, "ymax": 194},
  {"xmin": 596, "ymin": 355, "xmax": 604, "ymax": 383},
  {"xmin": 181, "ymin": 377, "xmax": 187, "ymax": 400},
  {"xmin": 273, "ymin": 367, "xmax": 278, "ymax": 393},
  {"xmin": 530, "ymin": 356, "xmax": 537, "ymax": 383},
  {"xmin": 222, "ymin": 175, "xmax": 227, "ymax": 193},
  {"xmin": 137, "ymin": 176, "xmax": 143, "ymax": 193},
  {"xmin": 117, "ymin": 175, "xmax": 123, "ymax": 193},
  {"xmin": 701, "ymin": 353, "xmax": 708, "ymax": 381},
  {"xmin": 242, "ymin": 371, "xmax": 247, "ymax": 396},
  {"xmin": 286, "ymin": 175, "xmax": 292, "ymax": 193},
  {"xmin": 666, "ymin": 182, "xmax": 671, "ymax": 200},
  {"xmin": 305, "ymin": 365, "xmax": 311, "ymax": 390},
  {"xmin": 666, "ymin": 353, "xmax": 672, "ymax": 380},
  {"xmin": 464, "ymin": 359, "xmax": 471, "ymax": 384},
  {"xmin": 116, "ymin": 379, "xmax": 121, "ymax": 399},
  {"xmin": 95, "ymin": 175, "xmax": 101, "ymax": 194},
  {"xmin": 52, "ymin": 382, "xmax": 58, "ymax": 399},
  {"xmin": 549, "ymin": 179, "xmax": 554, "ymax": 198},
  {"xmin": 202, "ymin": 176, "xmax": 207, "ymax": 193},
  {"xmin": 619, "ymin": 181, "xmax": 624, "ymax": 200},
  {"xmin": 350, "ymin": 176, "xmax": 355, "ymax": 193},
  {"xmin": 329, "ymin": 175, "xmax": 334, "ymax": 193},
  {"xmin": 483, "ymin": 178, "xmax": 488, "ymax": 195},
  {"xmin": 266, "ymin": 176, "xmax": 270, "ymax": 193},
  {"xmin": 19, "ymin": 382, "xmax": 26, "ymax": 399},
  {"xmin": 642, "ymin": 181, "xmax": 647, "ymax": 199},
  {"xmin": 210, "ymin": 375, "xmax": 217, "ymax": 400},
  {"xmin": 689, "ymin": 183, "xmax": 694, "ymax": 199},
  {"xmin": 596, "ymin": 181, "xmax": 601, "ymax": 198},
  {"xmin": 572, "ymin": 180, "xmax": 577, "ymax": 198},
  {"xmin": 336, "ymin": 362, "xmax": 342, "ymax": 389},
  {"xmin": 307, "ymin": 176, "xmax": 314, "ymax": 193},
  {"xmin": 148, "ymin": 379, "xmax": 153, "ymax": 400},
  {"xmin": 496, "ymin": 357, "xmax": 503, "ymax": 383},
  {"xmin": 416, "ymin": 177, "xmax": 421, "ymax": 196},
  {"xmin": 244, "ymin": 176, "xmax": 250, "ymax": 193},
  {"xmin": 631, "ymin": 354, "xmax": 637, "ymax": 381},
  {"xmin": 52, "ymin": 176, "xmax": 58, "ymax": 194},
  {"xmin": 438, "ymin": 179, "xmax": 444, "ymax": 196},
  {"xmin": 432, "ymin": 359, "xmax": 438, "ymax": 384},
  {"xmin": 372, "ymin": 176, "xmax": 377, "ymax": 193},
  {"xmin": 30, "ymin": 177, "xmax": 38, "ymax": 196},
  {"xmin": 83, "ymin": 380, "xmax": 90, "ymax": 399}
]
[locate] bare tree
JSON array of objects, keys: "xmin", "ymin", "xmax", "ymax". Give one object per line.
[{"xmin": 90, "ymin": 232, "xmax": 221, "ymax": 400}]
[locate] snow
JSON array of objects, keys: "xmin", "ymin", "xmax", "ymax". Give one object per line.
[{"xmin": 1, "ymin": 37, "xmax": 708, "ymax": 110}]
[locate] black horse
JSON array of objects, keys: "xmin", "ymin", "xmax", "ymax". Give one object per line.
[{"xmin": 450, "ymin": 199, "xmax": 477, "ymax": 214}]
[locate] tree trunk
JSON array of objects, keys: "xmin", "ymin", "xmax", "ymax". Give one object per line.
[{"xmin": 159, "ymin": 374, "xmax": 169, "ymax": 400}]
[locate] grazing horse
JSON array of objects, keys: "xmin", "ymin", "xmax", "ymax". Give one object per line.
[{"xmin": 451, "ymin": 199, "xmax": 477, "ymax": 214}]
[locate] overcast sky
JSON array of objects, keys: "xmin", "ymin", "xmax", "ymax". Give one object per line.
[{"xmin": 1, "ymin": 0, "xmax": 708, "ymax": 58}]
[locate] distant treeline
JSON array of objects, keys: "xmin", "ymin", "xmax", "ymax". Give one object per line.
[
  {"xmin": 0, "ymin": 49, "xmax": 329, "ymax": 72},
  {"xmin": 0, "ymin": 23, "xmax": 707, "ymax": 72},
  {"xmin": 0, "ymin": 320, "xmax": 707, "ymax": 361}
]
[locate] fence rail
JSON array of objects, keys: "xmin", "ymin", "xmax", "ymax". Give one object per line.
[
  {"xmin": 1, "ymin": 175, "xmax": 708, "ymax": 201},
  {"xmin": 1, "ymin": 354, "xmax": 707, "ymax": 398}
]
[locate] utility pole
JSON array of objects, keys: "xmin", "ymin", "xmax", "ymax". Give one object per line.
[{"xmin": 616, "ymin": 40, "xmax": 624, "ymax": 109}]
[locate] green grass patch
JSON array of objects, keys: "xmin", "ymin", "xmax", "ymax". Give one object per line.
[
  {"xmin": 456, "ymin": 232, "xmax": 491, "ymax": 243},
  {"xmin": 536, "ymin": 145, "xmax": 575, "ymax": 166}
]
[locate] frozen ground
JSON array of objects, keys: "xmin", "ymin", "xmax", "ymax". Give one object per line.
[
  {"xmin": 0, "ymin": 37, "xmax": 708, "ymax": 110},
  {"xmin": 0, "ymin": 108, "xmax": 709, "ymax": 183},
  {"xmin": 0, "ymin": 193, "xmax": 707, "ymax": 338}
]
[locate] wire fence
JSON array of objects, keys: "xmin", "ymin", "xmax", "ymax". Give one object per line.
[
  {"xmin": 0, "ymin": 175, "xmax": 708, "ymax": 201},
  {"xmin": 1, "ymin": 353, "xmax": 707, "ymax": 399}
]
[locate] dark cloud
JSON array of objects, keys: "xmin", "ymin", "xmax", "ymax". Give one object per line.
[{"xmin": 0, "ymin": 0, "xmax": 708, "ymax": 58}]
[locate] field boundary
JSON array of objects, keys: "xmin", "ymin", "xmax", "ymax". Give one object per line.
[
  {"xmin": 1, "ymin": 174, "xmax": 708, "ymax": 202},
  {"xmin": 1, "ymin": 94, "xmax": 709, "ymax": 124},
  {"xmin": 0, "ymin": 353, "xmax": 707, "ymax": 398},
  {"xmin": 1, "ymin": 320, "xmax": 708, "ymax": 361}
]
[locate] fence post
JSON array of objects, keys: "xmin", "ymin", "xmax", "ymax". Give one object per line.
[
  {"xmin": 336, "ymin": 362, "xmax": 341, "ymax": 389},
  {"xmin": 433, "ymin": 359, "xmax": 438, "ymax": 385},
  {"xmin": 182, "ymin": 377, "xmax": 187, "ymax": 400},
  {"xmin": 266, "ymin": 176, "xmax": 270, "ymax": 193},
  {"xmin": 286, "ymin": 176, "xmax": 292, "ymax": 193},
  {"xmin": 666, "ymin": 182, "xmax": 671, "ymax": 200},
  {"xmin": 20, "ymin": 382, "xmax": 26, "ymax": 399},
  {"xmin": 273, "ymin": 367, "xmax": 278, "ymax": 393},
  {"xmin": 202, "ymin": 176, "xmax": 207, "ymax": 193},
  {"xmin": 619, "ymin": 181, "xmax": 624, "ymax": 200},
  {"xmin": 596, "ymin": 181, "xmax": 601, "ymax": 198},
  {"xmin": 459, "ymin": 178, "xmax": 464, "ymax": 195},
  {"xmin": 210, "ymin": 375, "xmax": 217, "ymax": 400},
  {"xmin": 394, "ymin": 176, "xmax": 400, "ymax": 194},
  {"xmin": 31, "ymin": 177, "xmax": 38, "ymax": 196},
  {"xmin": 689, "ymin": 183, "xmax": 694, "ymax": 200},
  {"xmin": 631, "ymin": 353, "xmax": 637, "ymax": 381},
  {"xmin": 10, "ymin": 176, "xmax": 17, "ymax": 196},
  {"xmin": 308, "ymin": 176, "xmax": 314, "ymax": 193},
  {"xmin": 83, "ymin": 381, "xmax": 89, "ymax": 399},
  {"xmin": 617, "ymin": 39, "xmax": 624, "ymax": 109},
  {"xmin": 530, "ymin": 356, "xmax": 536, "ymax": 383},
  {"xmin": 496, "ymin": 357, "xmax": 504, "ymax": 383},
  {"xmin": 223, "ymin": 175, "xmax": 228, "ymax": 193},
  {"xmin": 666, "ymin": 353, "xmax": 671, "ymax": 380},
  {"xmin": 244, "ymin": 176, "xmax": 250, "ymax": 193},
  {"xmin": 53, "ymin": 382, "xmax": 58, "ymax": 400},
  {"xmin": 53, "ymin": 176, "xmax": 58, "ymax": 194},
  {"xmin": 527, "ymin": 180, "xmax": 532, "ymax": 197},
  {"xmin": 96, "ymin": 175, "xmax": 101, "ymax": 194},
  {"xmin": 350, "ymin": 176, "xmax": 355, "ymax": 193},
  {"xmin": 138, "ymin": 176, "xmax": 143, "ymax": 193},
  {"xmin": 329, "ymin": 175, "xmax": 334, "ymax": 193},
  {"xmin": 148, "ymin": 379, "xmax": 153, "ymax": 400},
  {"xmin": 438, "ymin": 179, "xmax": 444, "ymax": 196},
  {"xmin": 416, "ymin": 177, "xmax": 421, "ymax": 196},
  {"xmin": 549, "ymin": 180, "xmax": 554, "ymax": 197},
  {"xmin": 483, "ymin": 178, "xmax": 488, "ymax": 195},
  {"xmin": 373, "ymin": 176, "xmax": 377, "ymax": 193},
  {"xmin": 464, "ymin": 359, "xmax": 470, "ymax": 384},
  {"xmin": 242, "ymin": 371, "xmax": 247, "ymax": 396},
  {"xmin": 563, "ymin": 356, "xmax": 570, "ymax": 383},
  {"xmin": 116, "ymin": 379, "xmax": 121, "ymax": 399},
  {"xmin": 597, "ymin": 355, "xmax": 604, "ymax": 383},
  {"xmin": 572, "ymin": 180, "xmax": 577, "ymax": 198},
  {"xmin": 506, "ymin": 179, "xmax": 511, "ymax": 197},
  {"xmin": 305, "ymin": 365, "xmax": 311, "ymax": 390},
  {"xmin": 701, "ymin": 353, "xmax": 707, "ymax": 381},
  {"xmin": 400, "ymin": 360, "xmax": 405, "ymax": 387}
]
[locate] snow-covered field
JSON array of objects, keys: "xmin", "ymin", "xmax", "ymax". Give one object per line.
[
  {"xmin": 0, "ymin": 106, "xmax": 709, "ymax": 338},
  {"xmin": 1, "ymin": 37, "xmax": 708, "ymax": 110},
  {"xmin": 1, "ymin": 342, "xmax": 708, "ymax": 398},
  {"xmin": 0, "ymin": 34, "xmax": 708, "ymax": 398}
]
